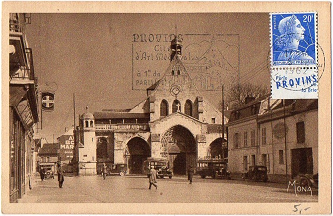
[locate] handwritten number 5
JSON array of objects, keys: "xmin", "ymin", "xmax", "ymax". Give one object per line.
[{"xmin": 293, "ymin": 204, "xmax": 301, "ymax": 212}]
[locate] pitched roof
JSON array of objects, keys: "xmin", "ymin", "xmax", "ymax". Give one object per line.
[
  {"xmin": 94, "ymin": 112, "xmax": 150, "ymax": 119},
  {"xmin": 38, "ymin": 143, "xmax": 59, "ymax": 156}
]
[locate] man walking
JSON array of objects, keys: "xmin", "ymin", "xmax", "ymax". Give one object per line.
[
  {"xmin": 102, "ymin": 163, "xmax": 107, "ymax": 180},
  {"xmin": 148, "ymin": 167, "xmax": 158, "ymax": 190},
  {"xmin": 40, "ymin": 168, "xmax": 45, "ymax": 181},
  {"xmin": 57, "ymin": 162, "xmax": 64, "ymax": 188},
  {"xmin": 188, "ymin": 165, "xmax": 194, "ymax": 184}
]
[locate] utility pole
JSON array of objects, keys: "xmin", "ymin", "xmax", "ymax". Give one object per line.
[
  {"xmin": 73, "ymin": 93, "xmax": 78, "ymax": 175},
  {"xmin": 73, "ymin": 93, "xmax": 76, "ymax": 129},
  {"xmin": 222, "ymin": 85, "xmax": 225, "ymax": 161},
  {"xmin": 283, "ymin": 99, "xmax": 288, "ymax": 179}
]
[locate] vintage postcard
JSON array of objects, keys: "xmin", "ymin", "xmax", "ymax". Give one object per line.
[{"xmin": 2, "ymin": 1, "xmax": 331, "ymax": 214}]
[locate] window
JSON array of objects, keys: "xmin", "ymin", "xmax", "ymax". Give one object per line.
[
  {"xmin": 185, "ymin": 100, "xmax": 193, "ymax": 116},
  {"xmin": 211, "ymin": 118, "xmax": 216, "ymax": 124},
  {"xmin": 172, "ymin": 100, "xmax": 181, "ymax": 113},
  {"xmin": 262, "ymin": 128, "xmax": 267, "ymax": 145},
  {"xmin": 85, "ymin": 120, "xmax": 89, "ymax": 128},
  {"xmin": 296, "ymin": 121, "xmax": 305, "ymax": 143},
  {"xmin": 233, "ymin": 133, "xmax": 240, "ymax": 148},
  {"xmin": 262, "ymin": 154, "xmax": 267, "ymax": 167},
  {"xmin": 251, "ymin": 155, "xmax": 256, "ymax": 166},
  {"xmin": 243, "ymin": 156, "xmax": 248, "ymax": 171},
  {"xmin": 83, "ymin": 155, "xmax": 87, "ymax": 157},
  {"xmin": 251, "ymin": 130, "xmax": 255, "ymax": 146},
  {"xmin": 160, "ymin": 100, "xmax": 169, "ymax": 117},
  {"xmin": 279, "ymin": 150, "xmax": 284, "ymax": 164},
  {"xmin": 243, "ymin": 131, "xmax": 248, "ymax": 147},
  {"xmin": 90, "ymin": 120, "xmax": 93, "ymax": 127}
]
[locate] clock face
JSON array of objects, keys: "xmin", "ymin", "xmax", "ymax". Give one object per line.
[{"xmin": 170, "ymin": 85, "xmax": 181, "ymax": 96}]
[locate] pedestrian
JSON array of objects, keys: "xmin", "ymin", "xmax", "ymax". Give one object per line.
[
  {"xmin": 102, "ymin": 163, "xmax": 107, "ymax": 180},
  {"xmin": 188, "ymin": 165, "xmax": 194, "ymax": 184},
  {"xmin": 57, "ymin": 162, "xmax": 64, "ymax": 188},
  {"xmin": 148, "ymin": 167, "xmax": 158, "ymax": 190},
  {"xmin": 40, "ymin": 168, "xmax": 45, "ymax": 181}
]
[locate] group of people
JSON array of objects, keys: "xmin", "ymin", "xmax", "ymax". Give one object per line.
[
  {"xmin": 39, "ymin": 161, "xmax": 64, "ymax": 188},
  {"xmin": 147, "ymin": 165, "xmax": 195, "ymax": 190}
]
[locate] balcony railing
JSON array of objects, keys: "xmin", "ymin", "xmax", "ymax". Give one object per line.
[
  {"xmin": 10, "ymin": 48, "xmax": 36, "ymax": 84},
  {"xmin": 95, "ymin": 123, "xmax": 149, "ymax": 132}
]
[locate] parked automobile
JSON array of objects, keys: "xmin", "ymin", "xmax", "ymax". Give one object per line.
[
  {"xmin": 97, "ymin": 163, "xmax": 127, "ymax": 176},
  {"xmin": 143, "ymin": 158, "xmax": 172, "ymax": 179},
  {"xmin": 196, "ymin": 159, "xmax": 231, "ymax": 179},
  {"xmin": 242, "ymin": 166, "xmax": 268, "ymax": 182},
  {"xmin": 294, "ymin": 173, "xmax": 318, "ymax": 188}
]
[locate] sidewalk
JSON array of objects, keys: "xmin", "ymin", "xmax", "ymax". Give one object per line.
[{"xmin": 18, "ymin": 175, "xmax": 100, "ymax": 203}]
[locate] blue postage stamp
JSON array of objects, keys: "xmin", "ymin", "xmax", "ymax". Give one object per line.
[
  {"xmin": 270, "ymin": 12, "xmax": 318, "ymax": 99},
  {"xmin": 271, "ymin": 12, "xmax": 317, "ymax": 66}
]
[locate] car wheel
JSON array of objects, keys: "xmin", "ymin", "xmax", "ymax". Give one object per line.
[
  {"xmin": 169, "ymin": 176, "xmax": 172, "ymax": 179},
  {"xmin": 201, "ymin": 175, "xmax": 206, "ymax": 179}
]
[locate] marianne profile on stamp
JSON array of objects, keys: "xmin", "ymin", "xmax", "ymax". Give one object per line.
[
  {"xmin": 271, "ymin": 12, "xmax": 317, "ymax": 66},
  {"xmin": 275, "ymin": 15, "xmax": 314, "ymax": 62}
]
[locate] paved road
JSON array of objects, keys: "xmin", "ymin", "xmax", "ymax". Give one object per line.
[{"xmin": 19, "ymin": 174, "xmax": 317, "ymax": 203}]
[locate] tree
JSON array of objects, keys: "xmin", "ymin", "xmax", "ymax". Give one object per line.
[{"xmin": 219, "ymin": 83, "xmax": 269, "ymax": 110}]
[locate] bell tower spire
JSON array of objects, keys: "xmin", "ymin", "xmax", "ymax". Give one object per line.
[{"xmin": 170, "ymin": 25, "xmax": 182, "ymax": 61}]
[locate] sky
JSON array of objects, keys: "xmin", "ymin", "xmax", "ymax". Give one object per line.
[{"xmin": 25, "ymin": 13, "xmax": 270, "ymax": 143}]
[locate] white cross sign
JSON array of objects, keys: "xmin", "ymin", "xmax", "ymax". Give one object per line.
[{"xmin": 42, "ymin": 93, "xmax": 54, "ymax": 110}]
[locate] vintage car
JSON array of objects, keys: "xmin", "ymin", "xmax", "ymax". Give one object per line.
[
  {"xmin": 143, "ymin": 158, "xmax": 172, "ymax": 179},
  {"xmin": 97, "ymin": 163, "xmax": 127, "ymax": 176},
  {"xmin": 242, "ymin": 166, "xmax": 268, "ymax": 182},
  {"xmin": 196, "ymin": 159, "xmax": 231, "ymax": 179},
  {"xmin": 294, "ymin": 173, "xmax": 318, "ymax": 188}
]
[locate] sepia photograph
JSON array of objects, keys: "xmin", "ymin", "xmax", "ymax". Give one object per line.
[{"xmin": 2, "ymin": 1, "xmax": 331, "ymax": 214}]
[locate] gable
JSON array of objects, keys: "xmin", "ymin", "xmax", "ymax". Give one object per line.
[{"xmin": 129, "ymin": 98, "xmax": 149, "ymax": 113}]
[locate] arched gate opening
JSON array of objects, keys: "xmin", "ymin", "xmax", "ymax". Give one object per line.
[
  {"xmin": 162, "ymin": 125, "xmax": 197, "ymax": 175},
  {"xmin": 126, "ymin": 137, "xmax": 151, "ymax": 174},
  {"xmin": 209, "ymin": 138, "xmax": 227, "ymax": 159}
]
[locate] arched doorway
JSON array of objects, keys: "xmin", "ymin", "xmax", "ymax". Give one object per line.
[
  {"xmin": 162, "ymin": 125, "xmax": 197, "ymax": 175},
  {"xmin": 209, "ymin": 138, "xmax": 227, "ymax": 159},
  {"xmin": 127, "ymin": 137, "xmax": 151, "ymax": 174},
  {"xmin": 97, "ymin": 137, "xmax": 108, "ymax": 161}
]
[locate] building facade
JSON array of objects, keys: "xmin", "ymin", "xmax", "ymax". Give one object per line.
[
  {"xmin": 37, "ymin": 143, "xmax": 59, "ymax": 175},
  {"xmin": 76, "ymin": 38, "xmax": 227, "ymax": 175},
  {"xmin": 227, "ymin": 97, "xmax": 318, "ymax": 182},
  {"xmin": 9, "ymin": 13, "xmax": 39, "ymax": 202}
]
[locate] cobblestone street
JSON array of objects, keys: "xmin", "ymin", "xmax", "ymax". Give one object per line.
[{"xmin": 19, "ymin": 174, "xmax": 318, "ymax": 203}]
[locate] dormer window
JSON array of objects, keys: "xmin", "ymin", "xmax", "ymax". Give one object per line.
[
  {"xmin": 172, "ymin": 70, "xmax": 175, "ymax": 75},
  {"xmin": 177, "ymin": 70, "xmax": 180, "ymax": 75}
]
